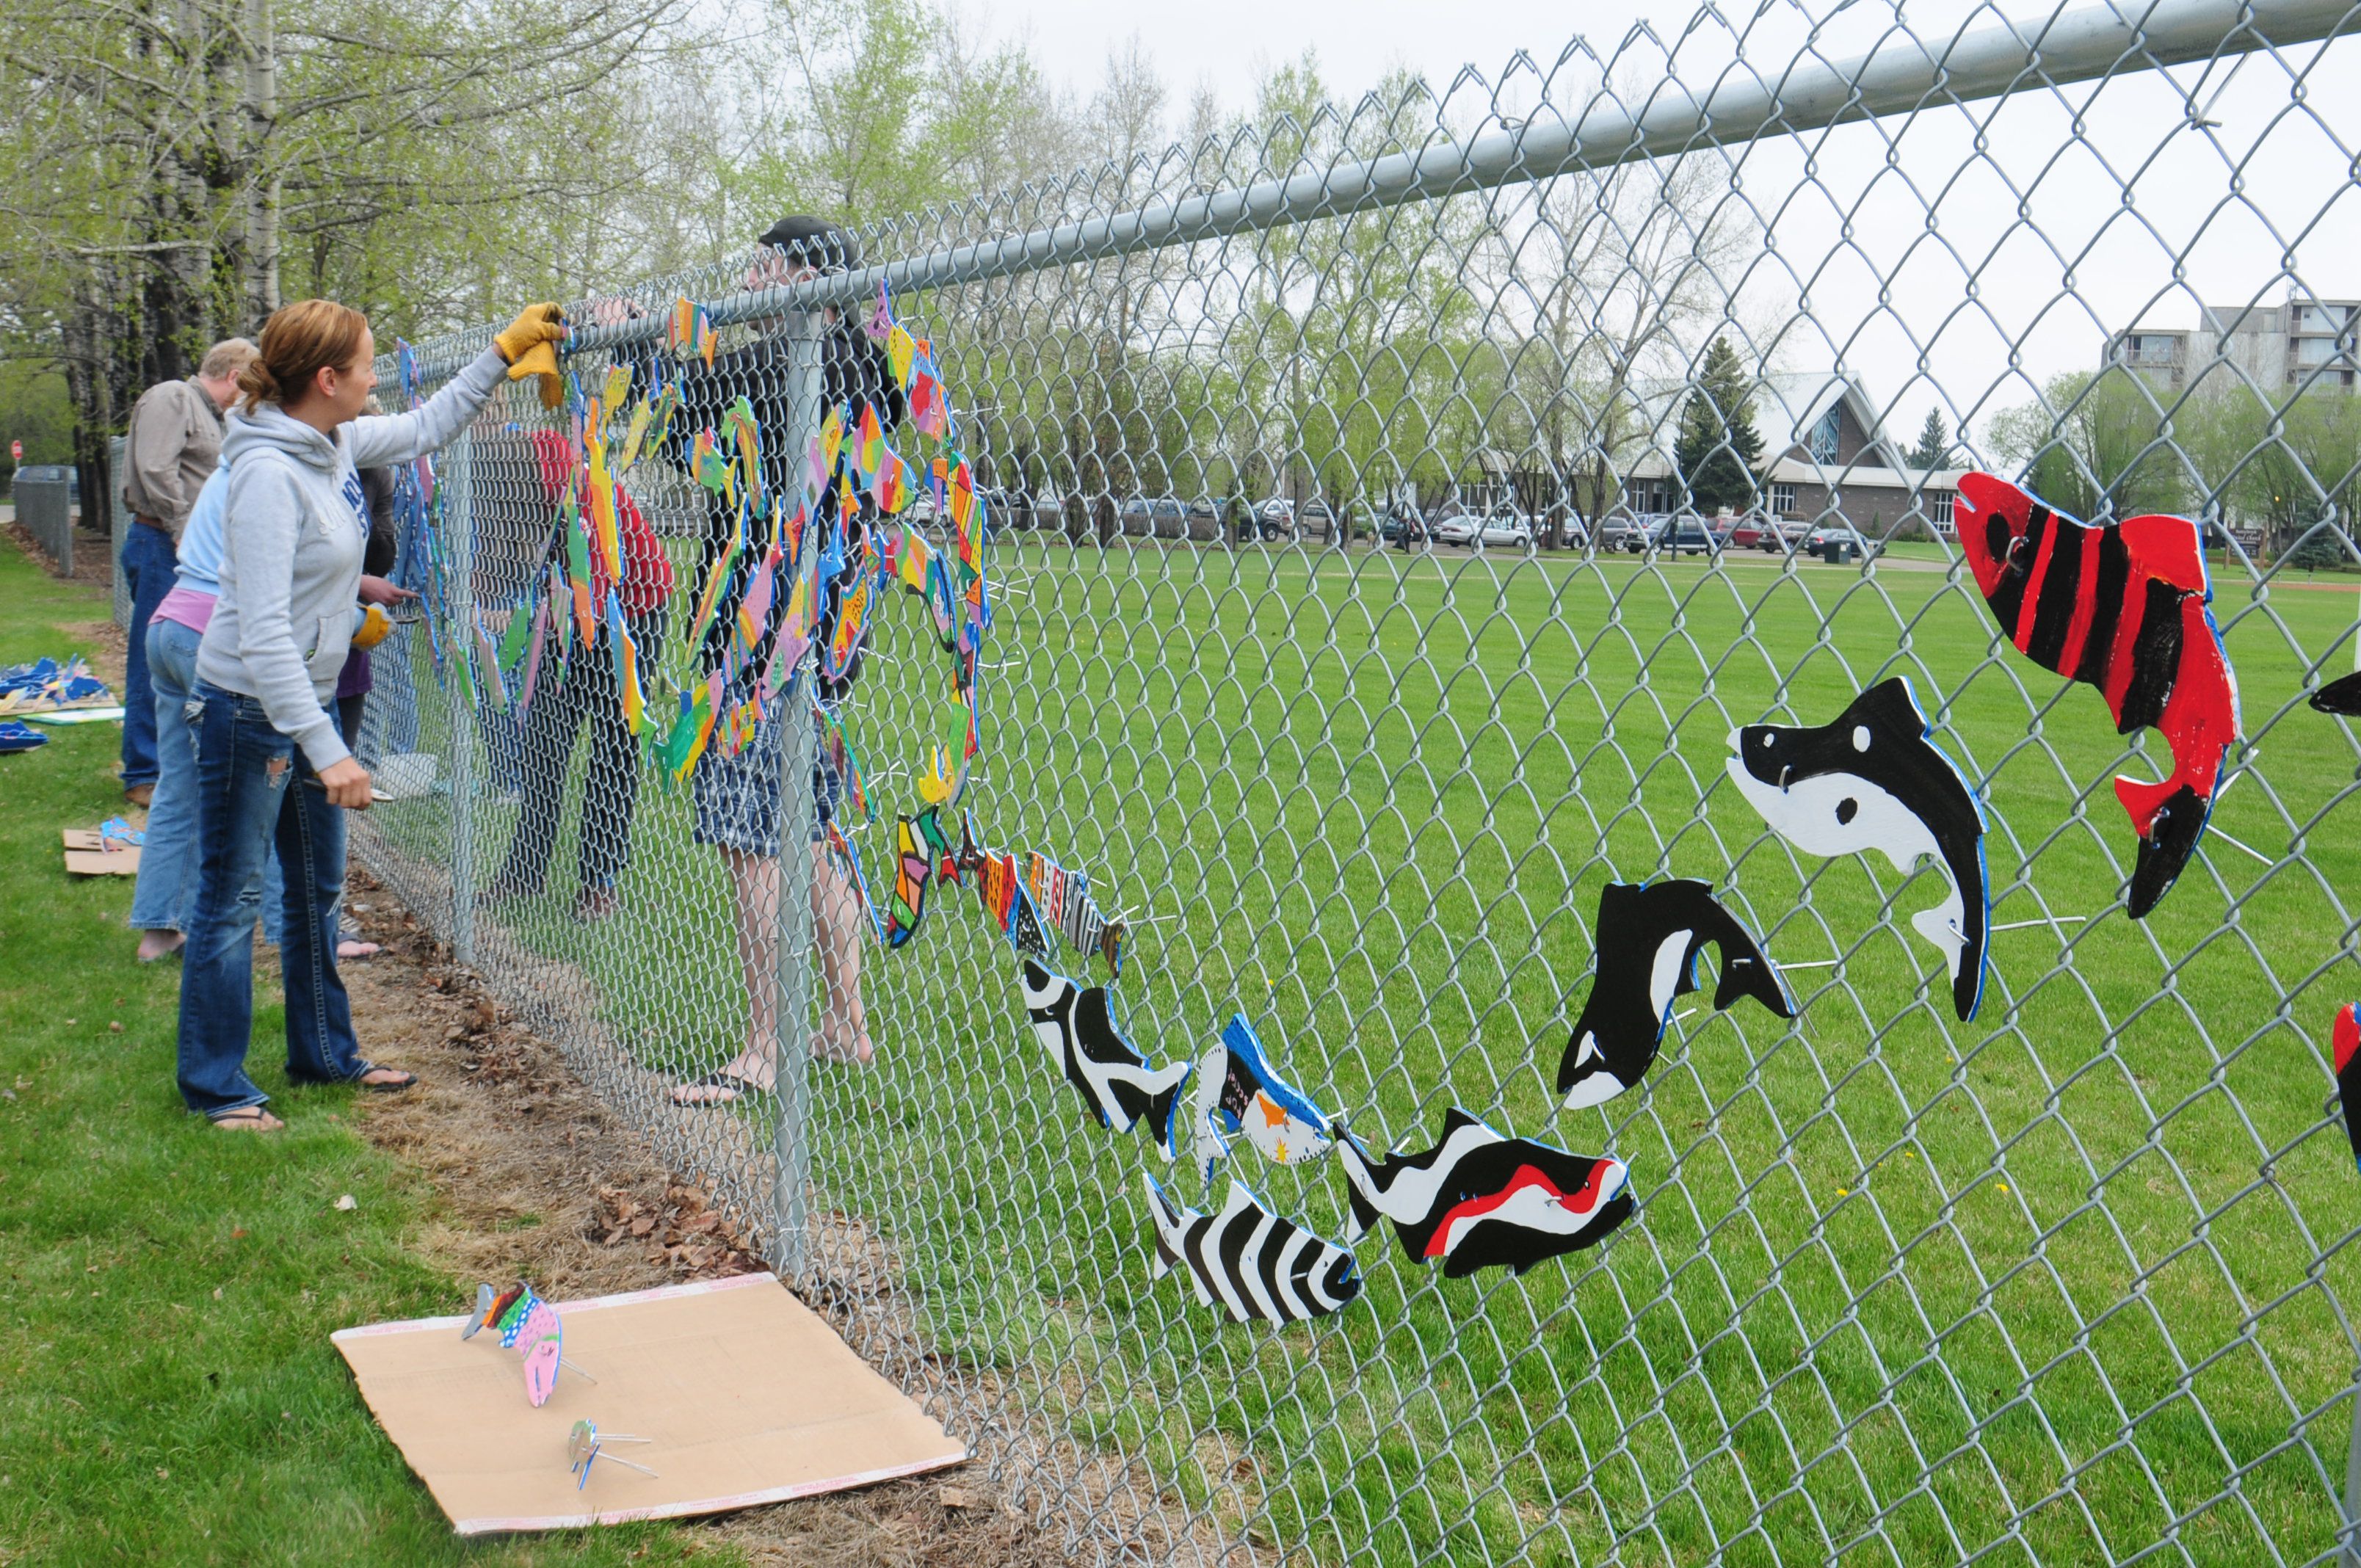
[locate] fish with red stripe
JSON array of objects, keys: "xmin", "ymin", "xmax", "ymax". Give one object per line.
[
  {"xmin": 2335, "ymin": 1003, "xmax": 2361, "ymax": 1180},
  {"xmin": 1954, "ymin": 473, "xmax": 2241, "ymax": 917},
  {"xmin": 1332, "ymin": 1107, "xmax": 1633, "ymax": 1278}
]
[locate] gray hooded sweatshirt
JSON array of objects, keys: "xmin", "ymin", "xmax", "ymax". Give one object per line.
[{"xmin": 198, "ymin": 346, "xmax": 506, "ymax": 771}]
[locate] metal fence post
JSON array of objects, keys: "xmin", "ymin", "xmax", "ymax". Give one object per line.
[
  {"xmin": 444, "ymin": 422, "xmax": 477, "ymax": 968},
  {"xmin": 767, "ymin": 311, "xmax": 826, "ymax": 1280}
]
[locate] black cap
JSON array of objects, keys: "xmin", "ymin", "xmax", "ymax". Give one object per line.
[{"xmin": 757, "ymin": 216, "xmax": 858, "ymax": 271}]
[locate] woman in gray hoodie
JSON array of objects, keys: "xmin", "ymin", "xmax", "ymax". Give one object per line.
[{"xmin": 179, "ymin": 296, "xmax": 565, "ymax": 1131}]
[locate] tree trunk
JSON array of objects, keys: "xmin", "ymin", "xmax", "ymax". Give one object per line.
[{"xmin": 242, "ymin": 0, "xmax": 280, "ymax": 324}]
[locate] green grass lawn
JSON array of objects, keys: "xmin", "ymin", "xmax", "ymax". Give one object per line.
[
  {"xmin": 368, "ymin": 528, "xmax": 2361, "ymax": 1567},
  {"xmin": 0, "ymin": 540, "xmax": 732, "ymax": 1566}
]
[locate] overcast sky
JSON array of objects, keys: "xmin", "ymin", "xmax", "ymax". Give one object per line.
[{"xmin": 992, "ymin": 0, "xmax": 2360, "ymax": 454}]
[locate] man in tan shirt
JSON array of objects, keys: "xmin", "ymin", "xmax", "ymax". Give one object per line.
[{"xmin": 118, "ymin": 338, "xmax": 253, "ymax": 804}]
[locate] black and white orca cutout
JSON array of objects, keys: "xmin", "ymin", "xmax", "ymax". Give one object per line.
[
  {"xmin": 1142, "ymin": 1174, "xmax": 1361, "ymax": 1323},
  {"xmin": 1020, "ymin": 960, "xmax": 1191, "ymax": 1158},
  {"xmin": 1556, "ymin": 880, "xmax": 1795, "ymax": 1108},
  {"xmin": 1724, "ymin": 677, "xmax": 1990, "ymax": 1021},
  {"xmin": 1332, "ymin": 1108, "xmax": 1635, "ymax": 1278}
]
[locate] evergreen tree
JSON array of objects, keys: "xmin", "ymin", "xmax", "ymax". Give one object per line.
[
  {"xmin": 1672, "ymin": 337, "xmax": 1764, "ymax": 513},
  {"xmin": 1910, "ymin": 407, "xmax": 1952, "ymax": 469}
]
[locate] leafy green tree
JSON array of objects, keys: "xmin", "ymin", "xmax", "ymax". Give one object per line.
[
  {"xmin": 1672, "ymin": 337, "xmax": 1763, "ymax": 513},
  {"xmin": 1986, "ymin": 371, "xmax": 2186, "ymax": 522}
]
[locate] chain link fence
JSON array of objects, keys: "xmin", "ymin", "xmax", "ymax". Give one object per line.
[{"xmin": 353, "ymin": 0, "xmax": 2361, "ymax": 1560}]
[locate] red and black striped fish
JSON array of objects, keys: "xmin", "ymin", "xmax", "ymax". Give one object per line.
[
  {"xmin": 2335, "ymin": 1003, "xmax": 2361, "ymax": 1180},
  {"xmin": 1954, "ymin": 473, "xmax": 2241, "ymax": 918}
]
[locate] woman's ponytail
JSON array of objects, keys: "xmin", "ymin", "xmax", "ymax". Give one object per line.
[{"xmin": 239, "ymin": 298, "xmax": 370, "ymax": 414}]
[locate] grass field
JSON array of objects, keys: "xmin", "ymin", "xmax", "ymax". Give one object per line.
[
  {"xmin": 369, "ymin": 529, "xmax": 2361, "ymax": 1566},
  {"xmin": 0, "ymin": 539, "xmax": 724, "ymax": 1566}
]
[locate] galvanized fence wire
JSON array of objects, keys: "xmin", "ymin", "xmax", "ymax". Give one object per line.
[{"xmin": 352, "ymin": 0, "xmax": 2361, "ymax": 1562}]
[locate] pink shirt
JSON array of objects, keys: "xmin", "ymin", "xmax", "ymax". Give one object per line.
[{"xmin": 152, "ymin": 584, "xmax": 217, "ymax": 634}]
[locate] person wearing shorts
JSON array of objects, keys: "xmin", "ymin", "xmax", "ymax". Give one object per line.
[{"xmin": 667, "ymin": 214, "xmax": 900, "ymax": 1108}]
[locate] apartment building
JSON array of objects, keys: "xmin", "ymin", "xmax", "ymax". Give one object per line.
[{"xmin": 2108, "ymin": 292, "xmax": 2360, "ymax": 392}]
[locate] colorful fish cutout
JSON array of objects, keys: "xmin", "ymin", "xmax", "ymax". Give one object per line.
[
  {"xmin": 1724, "ymin": 678, "xmax": 1990, "ymax": 1022},
  {"xmin": 565, "ymin": 503, "xmax": 597, "ymax": 649},
  {"xmin": 668, "ymin": 674, "xmax": 721, "ymax": 783},
  {"xmin": 517, "ymin": 1297, "xmax": 563, "ymax": 1407},
  {"xmin": 872, "ymin": 449, "xmax": 911, "ymax": 515},
  {"xmin": 727, "ymin": 395, "xmax": 764, "ymax": 510},
  {"xmin": 1332, "ymin": 1108, "xmax": 1635, "ymax": 1279},
  {"xmin": 1193, "ymin": 1015, "xmax": 1332, "ymax": 1178},
  {"xmin": 884, "ymin": 813, "xmax": 930, "ymax": 948},
  {"xmin": 820, "ymin": 404, "xmax": 846, "ymax": 481},
  {"xmin": 599, "ymin": 364, "xmax": 631, "ymax": 419},
  {"xmin": 908, "ymin": 351, "xmax": 949, "ymax": 438},
  {"xmin": 2313, "ymin": 672, "xmax": 2361, "ymax": 715},
  {"xmin": 736, "ymin": 548, "xmax": 777, "ymax": 666},
  {"xmin": 1557, "ymin": 880, "xmax": 1795, "ymax": 1108},
  {"xmin": 1022, "ymin": 852, "xmax": 1128, "ymax": 975},
  {"xmin": 1020, "ymin": 960, "xmax": 1192, "ymax": 1156},
  {"xmin": 1954, "ymin": 473, "xmax": 2241, "ymax": 918},
  {"xmin": 1142, "ymin": 1175, "xmax": 1361, "ymax": 1324},
  {"xmin": 605, "ymin": 590, "xmax": 645, "ymax": 735},
  {"xmin": 824, "ymin": 569, "xmax": 874, "ymax": 684},
  {"xmin": 855, "ymin": 403, "xmax": 885, "ymax": 483},
  {"xmin": 496, "ymin": 595, "xmax": 534, "ymax": 672},
  {"xmin": 692, "ymin": 429, "xmax": 731, "ymax": 499},
  {"xmin": 686, "ymin": 514, "xmax": 744, "ymax": 662},
  {"xmin": 471, "ymin": 611, "xmax": 509, "ymax": 711},
  {"xmin": 518, "ymin": 595, "xmax": 551, "ymax": 714},
  {"xmin": 885, "ymin": 324, "xmax": 918, "ymax": 389}
]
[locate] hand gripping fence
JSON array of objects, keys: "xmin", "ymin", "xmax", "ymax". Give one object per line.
[{"xmin": 358, "ymin": 0, "xmax": 2361, "ymax": 1561}]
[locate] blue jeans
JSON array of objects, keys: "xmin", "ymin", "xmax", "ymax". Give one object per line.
[
  {"xmin": 175, "ymin": 683, "xmax": 369, "ymax": 1117},
  {"xmin": 119, "ymin": 523, "xmax": 178, "ymax": 788},
  {"xmin": 128, "ymin": 618, "xmax": 205, "ymax": 932}
]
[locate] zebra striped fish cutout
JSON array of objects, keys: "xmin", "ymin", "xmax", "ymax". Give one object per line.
[{"xmin": 1142, "ymin": 1174, "xmax": 1360, "ymax": 1323}]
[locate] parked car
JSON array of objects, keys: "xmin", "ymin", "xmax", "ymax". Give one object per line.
[
  {"xmin": 1807, "ymin": 525, "xmax": 1869, "ymax": 562},
  {"xmin": 1118, "ymin": 496, "xmax": 1189, "ymax": 537},
  {"xmin": 1595, "ymin": 518, "xmax": 1644, "ymax": 553},
  {"xmin": 1755, "ymin": 520, "xmax": 1813, "ymax": 553},
  {"xmin": 979, "ymin": 487, "xmax": 1038, "ymax": 529},
  {"xmin": 10, "ymin": 463, "xmax": 75, "ymax": 504},
  {"xmin": 1641, "ymin": 518, "xmax": 1718, "ymax": 556},
  {"xmin": 1300, "ymin": 500, "xmax": 1341, "ymax": 540},
  {"xmin": 1476, "ymin": 511, "xmax": 1536, "ymax": 549},
  {"xmin": 1725, "ymin": 517, "xmax": 1774, "ymax": 549},
  {"xmin": 1431, "ymin": 508, "xmax": 1480, "ymax": 546},
  {"xmin": 1257, "ymin": 498, "xmax": 1296, "ymax": 538}
]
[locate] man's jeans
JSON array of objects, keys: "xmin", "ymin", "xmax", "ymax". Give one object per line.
[
  {"xmin": 119, "ymin": 523, "xmax": 177, "ymax": 789},
  {"xmin": 175, "ymin": 683, "xmax": 369, "ymax": 1117}
]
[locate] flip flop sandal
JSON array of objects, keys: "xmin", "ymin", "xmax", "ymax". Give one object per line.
[
  {"xmin": 670, "ymin": 1070, "xmax": 769, "ymax": 1107},
  {"xmin": 352, "ymin": 1064, "xmax": 416, "ymax": 1092},
  {"xmin": 208, "ymin": 1106, "xmax": 283, "ymax": 1132}
]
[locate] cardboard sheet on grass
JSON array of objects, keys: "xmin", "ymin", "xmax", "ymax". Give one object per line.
[
  {"xmin": 333, "ymin": 1273, "xmax": 965, "ymax": 1533},
  {"xmin": 62, "ymin": 829, "xmax": 138, "ymax": 876}
]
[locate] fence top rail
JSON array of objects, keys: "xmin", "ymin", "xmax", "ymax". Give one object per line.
[{"xmin": 438, "ymin": 0, "xmax": 2341, "ymax": 373}]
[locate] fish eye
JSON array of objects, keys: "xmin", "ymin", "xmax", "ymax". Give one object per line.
[
  {"xmin": 1760, "ymin": 733, "xmax": 1775, "ymax": 747},
  {"xmin": 1852, "ymin": 725, "xmax": 1870, "ymax": 752},
  {"xmin": 1836, "ymin": 798, "xmax": 1859, "ymax": 824}
]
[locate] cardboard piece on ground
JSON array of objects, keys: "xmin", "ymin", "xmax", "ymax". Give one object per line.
[
  {"xmin": 333, "ymin": 1273, "xmax": 965, "ymax": 1533},
  {"xmin": 65, "ymin": 846, "xmax": 139, "ymax": 875}
]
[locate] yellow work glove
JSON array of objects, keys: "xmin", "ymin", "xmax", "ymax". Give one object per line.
[
  {"xmin": 352, "ymin": 605, "xmax": 394, "ymax": 650},
  {"xmin": 508, "ymin": 341, "xmax": 565, "ymax": 410},
  {"xmin": 493, "ymin": 302, "xmax": 565, "ymax": 364}
]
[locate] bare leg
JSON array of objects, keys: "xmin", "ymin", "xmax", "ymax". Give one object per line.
[
  {"xmin": 672, "ymin": 846, "xmax": 781, "ymax": 1104},
  {"xmin": 810, "ymin": 842, "xmax": 871, "ymax": 1064}
]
